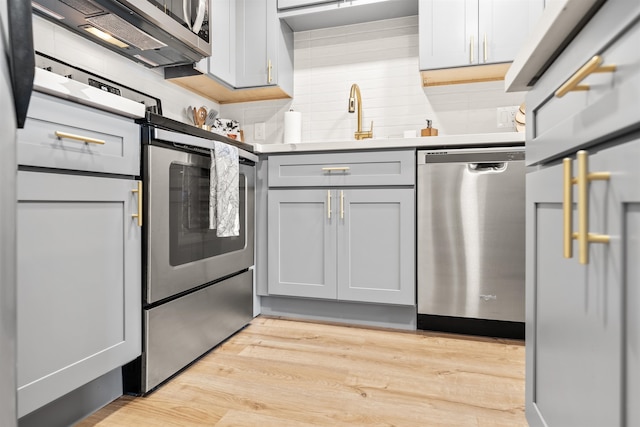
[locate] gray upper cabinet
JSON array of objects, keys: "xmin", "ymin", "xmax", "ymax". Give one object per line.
[
  {"xmin": 419, "ymin": 0, "xmax": 543, "ymax": 70},
  {"xmin": 209, "ymin": 0, "xmax": 236, "ymax": 87},
  {"xmin": 167, "ymin": 0, "xmax": 293, "ymax": 103},
  {"xmin": 277, "ymin": 0, "xmax": 418, "ymax": 32},
  {"xmin": 267, "ymin": 150, "xmax": 415, "ymax": 306},
  {"xmin": 277, "ymin": 0, "xmax": 334, "ymax": 10},
  {"xmin": 16, "ymin": 171, "xmax": 141, "ymax": 417},
  {"xmin": 524, "ymin": 2, "xmax": 640, "ymax": 426}
]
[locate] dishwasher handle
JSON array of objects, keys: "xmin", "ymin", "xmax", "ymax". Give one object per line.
[{"xmin": 468, "ymin": 162, "xmax": 507, "ymax": 172}]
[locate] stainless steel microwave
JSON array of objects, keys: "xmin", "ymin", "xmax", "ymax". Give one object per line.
[{"xmin": 32, "ymin": 0, "xmax": 211, "ymax": 67}]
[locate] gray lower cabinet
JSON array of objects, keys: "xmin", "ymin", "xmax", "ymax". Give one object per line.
[
  {"xmin": 524, "ymin": 3, "xmax": 640, "ymax": 426},
  {"xmin": 527, "ymin": 138, "xmax": 639, "ymax": 427},
  {"xmin": 268, "ymin": 188, "xmax": 415, "ymax": 305},
  {"xmin": 16, "ymin": 171, "xmax": 141, "ymax": 417}
]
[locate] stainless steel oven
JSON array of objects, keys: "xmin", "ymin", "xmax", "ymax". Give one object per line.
[
  {"xmin": 145, "ymin": 142, "xmax": 254, "ymax": 303},
  {"xmin": 126, "ymin": 126, "xmax": 257, "ymax": 393}
]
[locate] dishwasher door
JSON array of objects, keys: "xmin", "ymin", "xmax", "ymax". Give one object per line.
[{"xmin": 417, "ymin": 147, "xmax": 525, "ymax": 324}]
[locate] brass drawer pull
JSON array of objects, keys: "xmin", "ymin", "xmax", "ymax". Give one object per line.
[
  {"xmin": 555, "ymin": 55, "xmax": 617, "ymax": 98},
  {"xmin": 327, "ymin": 190, "xmax": 331, "ymax": 220},
  {"xmin": 469, "ymin": 35, "xmax": 474, "ymax": 64},
  {"xmin": 55, "ymin": 131, "xmax": 105, "ymax": 145},
  {"xmin": 267, "ymin": 59, "xmax": 273, "ymax": 84},
  {"xmin": 322, "ymin": 166, "xmax": 350, "ymax": 172},
  {"xmin": 340, "ymin": 190, "xmax": 344, "ymax": 219},
  {"xmin": 562, "ymin": 150, "xmax": 610, "ymax": 264},
  {"xmin": 131, "ymin": 181, "xmax": 143, "ymax": 227}
]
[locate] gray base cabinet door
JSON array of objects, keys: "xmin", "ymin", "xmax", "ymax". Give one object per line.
[
  {"xmin": 16, "ymin": 171, "xmax": 141, "ymax": 417},
  {"xmin": 337, "ymin": 189, "xmax": 414, "ymax": 305},
  {"xmin": 268, "ymin": 189, "xmax": 337, "ymax": 299},
  {"xmin": 526, "ymin": 139, "xmax": 640, "ymax": 427},
  {"xmin": 268, "ymin": 188, "xmax": 415, "ymax": 306}
]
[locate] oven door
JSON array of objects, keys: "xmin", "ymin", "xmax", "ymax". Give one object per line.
[{"xmin": 144, "ymin": 144, "xmax": 254, "ymax": 305}]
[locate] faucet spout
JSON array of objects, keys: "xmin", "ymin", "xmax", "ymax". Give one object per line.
[{"xmin": 348, "ymin": 83, "xmax": 373, "ymax": 140}]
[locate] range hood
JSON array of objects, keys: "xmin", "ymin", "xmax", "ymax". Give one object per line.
[{"xmin": 32, "ymin": 0, "xmax": 211, "ymax": 67}]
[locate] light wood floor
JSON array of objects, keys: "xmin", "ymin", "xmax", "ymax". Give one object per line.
[{"xmin": 78, "ymin": 317, "xmax": 526, "ymax": 427}]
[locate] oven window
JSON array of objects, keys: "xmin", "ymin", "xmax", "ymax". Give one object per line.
[{"xmin": 169, "ymin": 162, "xmax": 245, "ymax": 266}]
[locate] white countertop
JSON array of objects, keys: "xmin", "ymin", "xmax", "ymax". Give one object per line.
[
  {"xmin": 33, "ymin": 67, "xmax": 146, "ymax": 119},
  {"xmin": 253, "ymin": 132, "xmax": 525, "ymax": 153},
  {"xmin": 505, "ymin": 0, "xmax": 601, "ymax": 92}
]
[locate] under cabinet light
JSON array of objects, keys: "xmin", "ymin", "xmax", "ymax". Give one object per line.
[{"xmin": 83, "ymin": 26, "xmax": 129, "ymax": 49}]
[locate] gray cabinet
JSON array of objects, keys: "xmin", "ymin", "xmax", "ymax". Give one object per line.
[
  {"xmin": 526, "ymin": 141, "xmax": 640, "ymax": 426},
  {"xmin": 524, "ymin": 3, "xmax": 640, "ymax": 426},
  {"xmin": 173, "ymin": 0, "xmax": 293, "ymax": 103},
  {"xmin": 268, "ymin": 188, "xmax": 414, "ymax": 305},
  {"xmin": 16, "ymin": 171, "xmax": 141, "ymax": 417},
  {"xmin": 277, "ymin": 0, "xmax": 418, "ymax": 32},
  {"xmin": 15, "ymin": 93, "xmax": 142, "ymax": 417},
  {"xmin": 419, "ymin": 0, "xmax": 543, "ymax": 70},
  {"xmin": 267, "ymin": 150, "xmax": 416, "ymax": 306}
]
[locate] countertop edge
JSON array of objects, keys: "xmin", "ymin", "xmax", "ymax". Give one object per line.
[
  {"xmin": 253, "ymin": 132, "xmax": 525, "ymax": 154},
  {"xmin": 505, "ymin": 0, "xmax": 602, "ymax": 93}
]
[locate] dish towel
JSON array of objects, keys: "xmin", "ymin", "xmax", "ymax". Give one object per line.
[{"xmin": 209, "ymin": 141, "xmax": 239, "ymax": 237}]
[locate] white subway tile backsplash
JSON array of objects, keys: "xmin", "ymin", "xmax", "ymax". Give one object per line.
[{"xmin": 222, "ymin": 15, "xmax": 526, "ymax": 143}]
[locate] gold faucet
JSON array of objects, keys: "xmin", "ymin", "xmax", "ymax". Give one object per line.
[{"xmin": 348, "ymin": 83, "xmax": 373, "ymax": 140}]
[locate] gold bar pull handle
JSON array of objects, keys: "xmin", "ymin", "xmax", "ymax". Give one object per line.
[
  {"xmin": 555, "ymin": 55, "xmax": 617, "ymax": 98},
  {"xmin": 340, "ymin": 190, "xmax": 344, "ymax": 219},
  {"xmin": 483, "ymin": 33, "xmax": 487, "ymax": 63},
  {"xmin": 469, "ymin": 35, "xmax": 474, "ymax": 64},
  {"xmin": 131, "ymin": 181, "xmax": 143, "ymax": 227},
  {"xmin": 55, "ymin": 131, "xmax": 105, "ymax": 145},
  {"xmin": 267, "ymin": 59, "xmax": 273, "ymax": 84},
  {"xmin": 321, "ymin": 166, "xmax": 350, "ymax": 172},
  {"xmin": 563, "ymin": 158, "xmax": 574, "ymax": 258},
  {"xmin": 327, "ymin": 190, "xmax": 331, "ymax": 220},
  {"xmin": 576, "ymin": 150, "xmax": 611, "ymax": 264}
]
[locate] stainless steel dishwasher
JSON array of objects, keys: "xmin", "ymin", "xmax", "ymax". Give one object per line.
[{"xmin": 416, "ymin": 146, "xmax": 525, "ymax": 338}]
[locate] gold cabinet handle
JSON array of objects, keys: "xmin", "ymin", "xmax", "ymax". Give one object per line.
[
  {"xmin": 483, "ymin": 33, "xmax": 487, "ymax": 63},
  {"xmin": 322, "ymin": 166, "xmax": 350, "ymax": 172},
  {"xmin": 327, "ymin": 190, "xmax": 331, "ymax": 220},
  {"xmin": 340, "ymin": 190, "xmax": 344, "ymax": 219},
  {"xmin": 54, "ymin": 131, "xmax": 105, "ymax": 145},
  {"xmin": 267, "ymin": 59, "xmax": 273, "ymax": 84},
  {"xmin": 562, "ymin": 158, "xmax": 576, "ymax": 258},
  {"xmin": 555, "ymin": 55, "xmax": 617, "ymax": 98},
  {"xmin": 563, "ymin": 151, "xmax": 610, "ymax": 264},
  {"xmin": 131, "ymin": 181, "xmax": 142, "ymax": 227},
  {"xmin": 469, "ymin": 35, "xmax": 474, "ymax": 64}
]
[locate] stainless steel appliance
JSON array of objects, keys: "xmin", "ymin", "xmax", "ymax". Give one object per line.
[
  {"xmin": 417, "ymin": 146, "xmax": 525, "ymax": 339},
  {"xmin": 2, "ymin": 0, "xmax": 34, "ymax": 425},
  {"xmin": 31, "ymin": 0, "xmax": 211, "ymax": 67},
  {"xmin": 129, "ymin": 126, "xmax": 257, "ymax": 393}
]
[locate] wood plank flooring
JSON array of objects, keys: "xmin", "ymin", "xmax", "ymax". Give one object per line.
[{"xmin": 77, "ymin": 317, "xmax": 526, "ymax": 427}]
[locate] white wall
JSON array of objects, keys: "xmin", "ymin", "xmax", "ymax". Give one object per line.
[
  {"xmin": 222, "ymin": 16, "xmax": 526, "ymax": 145},
  {"xmin": 32, "ymin": 16, "xmax": 219, "ymax": 123}
]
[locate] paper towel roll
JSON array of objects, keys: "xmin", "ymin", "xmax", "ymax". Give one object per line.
[{"xmin": 283, "ymin": 110, "xmax": 302, "ymax": 144}]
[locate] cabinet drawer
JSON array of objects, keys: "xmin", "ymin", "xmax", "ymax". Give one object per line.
[
  {"xmin": 268, "ymin": 150, "xmax": 415, "ymax": 187},
  {"xmin": 528, "ymin": 11, "xmax": 640, "ymax": 165},
  {"xmin": 18, "ymin": 91, "xmax": 140, "ymax": 175}
]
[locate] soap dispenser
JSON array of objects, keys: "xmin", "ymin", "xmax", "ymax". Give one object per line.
[{"xmin": 421, "ymin": 119, "xmax": 438, "ymax": 137}]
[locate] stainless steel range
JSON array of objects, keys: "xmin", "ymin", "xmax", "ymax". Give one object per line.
[
  {"xmin": 33, "ymin": 53, "xmax": 258, "ymax": 395},
  {"xmin": 130, "ymin": 124, "xmax": 257, "ymax": 393}
]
